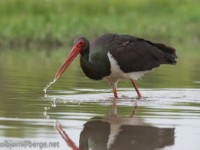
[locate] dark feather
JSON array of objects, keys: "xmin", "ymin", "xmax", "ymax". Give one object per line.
[
  {"xmin": 104, "ymin": 34, "xmax": 178, "ymax": 72},
  {"xmin": 81, "ymin": 33, "xmax": 177, "ymax": 79}
]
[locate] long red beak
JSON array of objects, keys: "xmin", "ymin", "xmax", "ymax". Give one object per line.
[{"xmin": 54, "ymin": 46, "xmax": 80, "ymax": 80}]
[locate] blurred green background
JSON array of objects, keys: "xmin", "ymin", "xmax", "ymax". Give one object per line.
[{"xmin": 0, "ymin": 0, "xmax": 199, "ymax": 48}]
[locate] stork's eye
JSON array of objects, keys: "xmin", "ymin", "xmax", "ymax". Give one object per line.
[
  {"xmin": 74, "ymin": 37, "xmax": 89, "ymax": 52},
  {"xmin": 77, "ymin": 40, "xmax": 84, "ymax": 47}
]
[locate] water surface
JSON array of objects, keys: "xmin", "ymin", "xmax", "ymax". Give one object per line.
[{"xmin": 0, "ymin": 50, "xmax": 200, "ymax": 150}]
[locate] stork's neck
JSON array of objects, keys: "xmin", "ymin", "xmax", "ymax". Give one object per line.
[{"xmin": 80, "ymin": 48, "xmax": 110, "ymax": 80}]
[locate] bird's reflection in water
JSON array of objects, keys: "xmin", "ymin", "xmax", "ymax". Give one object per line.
[{"xmin": 55, "ymin": 100, "xmax": 175, "ymax": 150}]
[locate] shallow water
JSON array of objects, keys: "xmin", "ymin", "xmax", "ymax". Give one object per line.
[{"xmin": 0, "ymin": 50, "xmax": 200, "ymax": 150}]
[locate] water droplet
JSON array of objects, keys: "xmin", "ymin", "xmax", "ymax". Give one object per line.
[
  {"xmin": 44, "ymin": 106, "xmax": 50, "ymax": 111},
  {"xmin": 43, "ymin": 78, "xmax": 57, "ymax": 93},
  {"xmin": 54, "ymin": 120, "xmax": 60, "ymax": 128},
  {"xmin": 43, "ymin": 107, "xmax": 50, "ymax": 119},
  {"xmin": 50, "ymin": 98, "xmax": 56, "ymax": 107}
]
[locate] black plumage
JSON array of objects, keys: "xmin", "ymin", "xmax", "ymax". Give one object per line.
[{"xmin": 89, "ymin": 33, "xmax": 177, "ymax": 74}]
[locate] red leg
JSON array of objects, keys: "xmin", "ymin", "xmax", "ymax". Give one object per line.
[
  {"xmin": 112, "ymin": 85, "xmax": 118, "ymax": 98},
  {"xmin": 131, "ymin": 79, "xmax": 142, "ymax": 99}
]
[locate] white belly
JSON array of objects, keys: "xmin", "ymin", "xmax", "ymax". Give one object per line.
[{"xmin": 104, "ymin": 52, "xmax": 149, "ymax": 85}]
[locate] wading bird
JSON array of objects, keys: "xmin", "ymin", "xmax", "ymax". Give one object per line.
[{"xmin": 54, "ymin": 33, "xmax": 177, "ymax": 99}]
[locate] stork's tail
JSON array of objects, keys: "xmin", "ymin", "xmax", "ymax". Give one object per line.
[{"xmin": 153, "ymin": 42, "xmax": 177, "ymax": 65}]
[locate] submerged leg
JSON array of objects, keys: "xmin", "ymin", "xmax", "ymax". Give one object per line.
[{"xmin": 130, "ymin": 79, "xmax": 142, "ymax": 99}]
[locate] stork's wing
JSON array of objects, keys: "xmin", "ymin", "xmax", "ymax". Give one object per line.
[{"xmin": 109, "ymin": 35, "xmax": 177, "ymax": 73}]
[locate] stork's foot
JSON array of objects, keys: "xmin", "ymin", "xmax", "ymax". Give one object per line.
[
  {"xmin": 112, "ymin": 85, "xmax": 118, "ymax": 98},
  {"xmin": 113, "ymin": 93, "xmax": 118, "ymax": 98},
  {"xmin": 136, "ymin": 94, "xmax": 142, "ymax": 100}
]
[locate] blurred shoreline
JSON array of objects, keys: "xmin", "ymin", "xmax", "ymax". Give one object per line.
[{"xmin": 0, "ymin": 0, "xmax": 199, "ymax": 49}]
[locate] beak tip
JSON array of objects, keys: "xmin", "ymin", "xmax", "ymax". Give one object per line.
[{"xmin": 54, "ymin": 77, "xmax": 58, "ymax": 82}]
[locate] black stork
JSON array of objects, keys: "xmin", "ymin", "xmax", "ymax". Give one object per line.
[{"xmin": 54, "ymin": 33, "xmax": 177, "ymax": 99}]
